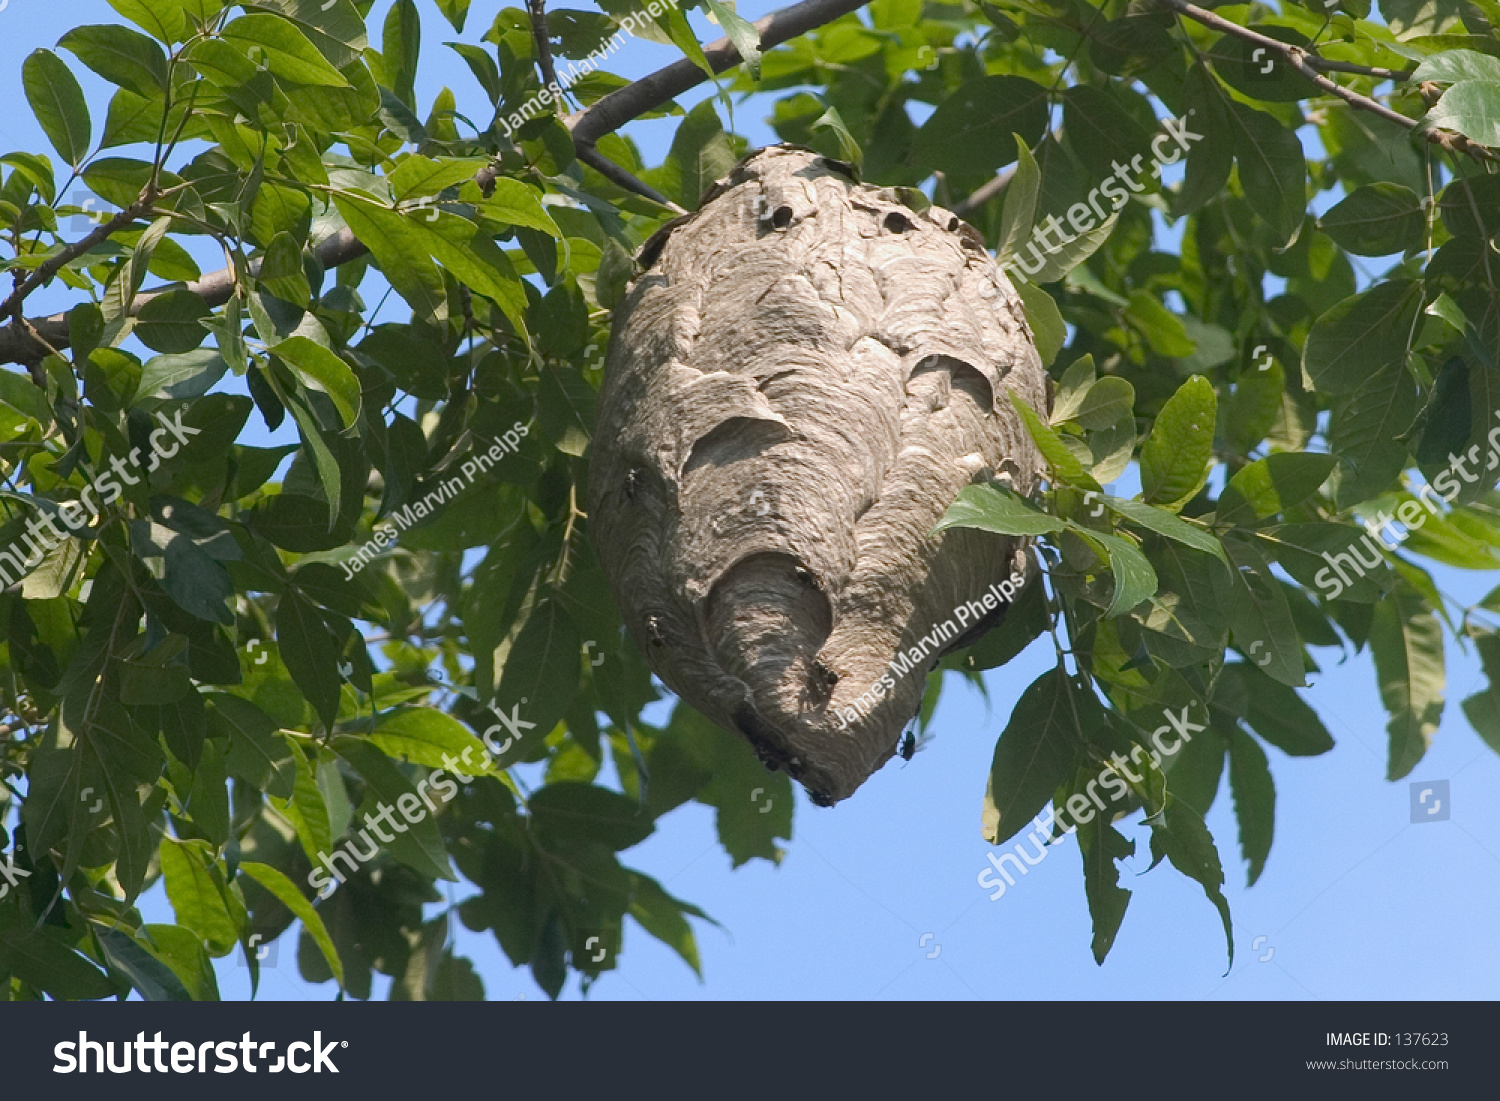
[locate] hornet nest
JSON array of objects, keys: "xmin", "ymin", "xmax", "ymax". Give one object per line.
[{"xmin": 588, "ymin": 145, "xmax": 1049, "ymax": 805}]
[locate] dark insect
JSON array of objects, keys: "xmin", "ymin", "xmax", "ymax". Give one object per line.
[
  {"xmin": 624, "ymin": 467, "xmax": 640, "ymax": 500},
  {"xmin": 794, "ymin": 565, "xmax": 821, "ymax": 591},
  {"xmin": 646, "ymin": 615, "xmax": 666, "ymax": 648},
  {"xmin": 898, "ymin": 724, "xmax": 932, "ymax": 765},
  {"xmin": 812, "ymin": 658, "xmax": 838, "ymax": 689}
]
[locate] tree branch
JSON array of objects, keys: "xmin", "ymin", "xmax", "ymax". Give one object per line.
[
  {"xmin": 0, "ymin": 0, "xmax": 874, "ymax": 368},
  {"xmin": 567, "ymin": 0, "xmax": 870, "ymax": 146},
  {"xmin": 529, "ymin": 0, "xmax": 685, "ymax": 211},
  {"xmin": 526, "ymin": 0, "xmax": 561, "ymax": 91},
  {"xmin": 0, "ymin": 227, "xmax": 367, "ymax": 366},
  {"xmin": 1, "ymin": 194, "xmax": 159, "ymax": 329},
  {"xmin": 953, "ymin": 166, "xmax": 1014, "ymax": 218},
  {"xmin": 1157, "ymin": 0, "xmax": 1414, "ymax": 81},
  {"xmin": 1161, "ymin": 0, "xmax": 1495, "ymax": 159}
]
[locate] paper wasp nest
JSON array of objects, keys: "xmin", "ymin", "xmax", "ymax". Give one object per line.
[{"xmin": 588, "ymin": 146, "xmax": 1048, "ymax": 804}]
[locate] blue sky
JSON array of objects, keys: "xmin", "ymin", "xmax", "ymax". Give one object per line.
[{"xmin": 2, "ymin": 0, "xmax": 1498, "ymax": 1001}]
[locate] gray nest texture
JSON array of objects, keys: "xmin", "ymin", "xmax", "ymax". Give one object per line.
[{"xmin": 588, "ymin": 145, "xmax": 1048, "ymax": 804}]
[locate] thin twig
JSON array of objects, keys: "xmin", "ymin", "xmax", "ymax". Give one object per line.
[
  {"xmin": 578, "ymin": 146, "xmax": 684, "ymax": 210},
  {"xmin": 1158, "ymin": 0, "xmax": 1413, "ymax": 81},
  {"xmin": 527, "ymin": 0, "xmax": 683, "ymax": 210},
  {"xmin": 1, "ymin": 194, "xmax": 158, "ymax": 324},
  {"xmin": 526, "ymin": 0, "xmax": 561, "ymax": 92},
  {"xmin": 1160, "ymin": 0, "xmax": 1493, "ymax": 161},
  {"xmin": 953, "ymin": 166, "xmax": 1015, "ymax": 218}
]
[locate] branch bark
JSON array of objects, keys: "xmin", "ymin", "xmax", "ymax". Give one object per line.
[{"xmin": 567, "ymin": 0, "xmax": 870, "ymax": 146}]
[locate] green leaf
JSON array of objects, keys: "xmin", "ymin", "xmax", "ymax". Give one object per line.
[
  {"xmin": 369, "ymin": 708, "xmax": 503, "ymax": 778},
  {"xmin": 1223, "ymin": 534, "xmax": 1305, "ymax": 687},
  {"xmin": 997, "ymin": 134, "xmax": 1040, "ymax": 263},
  {"xmin": 628, "ymin": 872, "xmax": 706, "ymax": 976},
  {"xmin": 982, "ymin": 667, "xmax": 1088, "ymax": 846},
  {"xmin": 1328, "ymin": 361, "xmax": 1417, "ymax": 508},
  {"xmin": 60, "ymin": 24, "xmax": 169, "ymax": 98},
  {"xmin": 656, "ymin": 3, "xmax": 716, "ymax": 83},
  {"xmin": 410, "ymin": 212, "xmax": 528, "ymax": 336},
  {"xmin": 1427, "ymin": 80, "xmax": 1500, "ymax": 146},
  {"xmin": 1008, "ymin": 390, "xmax": 1099, "ymax": 488},
  {"xmin": 240, "ymin": 861, "xmax": 344, "ymax": 989},
  {"xmin": 1319, "ymin": 183, "xmax": 1425, "ymax": 256},
  {"xmin": 276, "ymin": 590, "xmax": 343, "ymax": 731},
  {"xmin": 330, "ymin": 735, "xmax": 457, "ymax": 881},
  {"xmin": 24, "ymin": 50, "xmax": 92, "ymax": 167},
  {"xmin": 1061, "ymin": 84, "xmax": 1153, "ymax": 188},
  {"xmin": 139, "ymin": 923, "xmax": 219, "ymax": 1000},
  {"xmin": 246, "ymin": 0, "xmax": 368, "ymax": 68},
  {"xmin": 388, "ymin": 154, "xmax": 487, "ymax": 200},
  {"xmin": 93, "ymin": 925, "xmax": 192, "ymax": 1001},
  {"xmin": 1216, "ymin": 453, "xmax": 1337, "ymax": 526},
  {"xmin": 135, "ymin": 289, "xmax": 211, "ymax": 354},
  {"xmin": 0, "ymin": 912, "xmax": 116, "ymax": 1001},
  {"xmin": 934, "ymin": 483, "xmax": 1065, "ymax": 536},
  {"xmin": 1147, "ymin": 799, "xmax": 1233, "ymax": 969},
  {"xmin": 1226, "ymin": 726, "xmax": 1274, "ymax": 886},
  {"xmin": 493, "ymin": 597, "xmax": 581, "ymax": 748},
  {"xmin": 434, "ymin": 0, "xmax": 471, "ymax": 32},
  {"xmin": 1072, "ymin": 377, "xmax": 1135, "ymax": 430},
  {"xmin": 222, "ymin": 13, "xmax": 352, "ymax": 87},
  {"xmin": 912, "ymin": 75, "xmax": 1051, "ymax": 179},
  {"xmin": 1461, "ymin": 632, "xmax": 1500, "ymax": 756},
  {"xmin": 1303, "ymin": 280, "xmax": 1423, "ymax": 394},
  {"xmin": 1105, "ymin": 497, "xmax": 1228, "ymax": 564},
  {"xmin": 1369, "ymin": 586, "xmax": 1444, "ymax": 780},
  {"xmin": 271, "ymin": 739, "xmax": 331, "ymax": 865},
  {"xmin": 1015, "ymin": 282, "xmax": 1065, "ymax": 366},
  {"xmin": 706, "ymin": 0, "xmax": 762, "ymax": 78},
  {"xmin": 1087, "ymin": 530, "xmax": 1158, "ymax": 617},
  {"xmin": 1413, "ymin": 48, "xmax": 1500, "ymax": 83},
  {"xmin": 107, "ymin": 0, "xmax": 190, "ymax": 43},
  {"xmin": 273, "ymin": 336, "xmax": 361, "ymax": 428},
  {"xmin": 475, "ymin": 178, "xmax": 562, "ymax": 236},
  {"xmin": 1228, "ymin": 101, "xmax": 1306, "ymax": 248},
  {"xmin": 1177, "ymin": 66, "xmax": 1233, "ymax": 216},
  {"xmin": 660, "ymin": 99, "xmax": 736, "ymax": 210},
  {"xmin": 531, "ymin": 781, "xmax": 654, "ymax": 850},
  {"xmin": 1220, "ymin": 663, "xmax": 1333, "ymax": 756},
  {"xmin": 159, "ymin": 839, "xmax": 242, "ymax": 957},
  {"xmin": 1078, "ymin": 818, "xmax": 1133, "ymax": 965},
  {"xmin": 131, "ymin": 519, "xmax": 235, "ymax": 625},
  {"xmin": 136, "ymin": 349, "xmax": 227, "ymax": 400},
  {"xmin": 332, "ymin": 193, "xmax": 448, "ymax": 322},
  {"xmin": 1140, "ymin": 376, "xmax": 1216, "ymax": 507}
]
